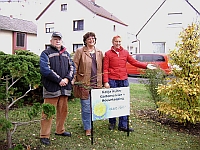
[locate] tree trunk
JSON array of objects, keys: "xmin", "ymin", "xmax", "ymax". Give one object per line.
[
  {"xmin": 6, "ymin": 129, "xmax": 12, "ymax": 149},
  {"xmin": 5, "ymin": 76, "xmax": 12, "ymax": 149},
  {"xmin": 5, "ymin": 107, "xmax": 12, "ymax": 149}
]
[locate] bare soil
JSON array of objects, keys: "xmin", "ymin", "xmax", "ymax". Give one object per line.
[{"xmin": 136, "ymin": 109, "xmax": 200, "ymax": 136}]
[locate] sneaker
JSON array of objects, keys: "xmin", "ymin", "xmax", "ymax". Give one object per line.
[
  {"xmin": 40, "ymin": 138, "xmax": 50, "ymax": 145},
  {"xmin": 109, "ymin": 123, "xmax": 116, "ymax": 130},
  {"xmin": 118, "ymin": 127, "xmax": 134, "ymax": 132}
]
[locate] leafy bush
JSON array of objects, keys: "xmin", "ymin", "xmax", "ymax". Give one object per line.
[
  {"xmin": 0, "ymin": 50, "xmax": 42, "ymax": 106},
  {"xmin": 157, "ymin": 23, "xmax": 200, "ymax": 124},
  {"xmin": 0, "ymin": 50, "xmax": 42, "ymax": 148}
]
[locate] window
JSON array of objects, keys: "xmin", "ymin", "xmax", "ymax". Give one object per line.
[
  {"xmin": 16, "ymin": 32, "xmax": 25, "ymax": 47},
  {"xmin": 135, "ymin": 54, "xmax": 165, "ymax": 62},
  {"xmin": 152, "ymin": 42, "xmax": 165, "ymax": 53},
  {"xmin": 61, "ymin": 4, "xmax": 67, "ymax": 11},
  {"xmin": 45, "ymin": 23, "xmax": 54, "ymax": 33},
  {"xmin": 73, "ymin": 20, "xmax": 84, "ymax": 31},
  {"xmin": 73, "ymin": 44, "xmax": 83, "ymax": 52},
  {"xmin": 153, "ymin": 55, "xmax": 165, "ymax": 62},
  {"xmin": 136, "ymin": 55, "xmax": 152, "ymax": 62},
  {"xmin": 13, "ymin": 32, "xmax": 27, "ymax": 53}
]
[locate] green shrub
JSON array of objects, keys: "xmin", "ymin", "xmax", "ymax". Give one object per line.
[{"xmin": 141, "ymin": 68, "xmax": 167, "ymax": 108}]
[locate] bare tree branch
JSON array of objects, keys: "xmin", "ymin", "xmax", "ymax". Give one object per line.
[
  {"xmin": 11, "ymin": 119, "xmax": 44, "ymax": 135},
  {"xmin": 8, "ymin": 84, "xmax": 33, "ymax": 109},
  {"xmin": 8, "ymin": 77, "xmax": 21, "ymax": 90}
]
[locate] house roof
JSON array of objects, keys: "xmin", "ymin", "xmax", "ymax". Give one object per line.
[
  {"xmin": 185, "ymin": 0, "xmax": 200, "ymax": 15},
  {"xmin": 36, "ymin": 0, "xmax": 128, "ymax": 26},
  {"xmin": 0, "ymin": 15, "xmax": 37, "ymax": 34},
  {"xmin": 77, "ymin": 0, "xmax": 128, "ymax": 26}
]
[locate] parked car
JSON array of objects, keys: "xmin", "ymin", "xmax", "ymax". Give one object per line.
[{"xmin": 126, "ymin": 53, "xmax": 171, "ymax": 76}]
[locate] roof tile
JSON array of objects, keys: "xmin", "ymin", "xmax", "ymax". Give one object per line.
[
  {"xmin": 77, "ymin": 0, "xmax": 127, "ymax": 26},
  {"xmin": 0, "ymin": 15, "xmax": 37, "ymax": 34}
]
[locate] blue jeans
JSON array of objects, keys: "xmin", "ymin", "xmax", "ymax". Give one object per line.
[
  {"xmin": 108, "ymin": 79, "xmax": 129, "ymax": 128},
  {"xmin": 80, "ymin": 97, "xmax": 91, "ymax": 130}
]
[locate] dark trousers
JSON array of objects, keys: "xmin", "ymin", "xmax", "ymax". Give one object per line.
[{"xmin": 108, "ymin": 79, "xmax": 129, "ymax": 128}]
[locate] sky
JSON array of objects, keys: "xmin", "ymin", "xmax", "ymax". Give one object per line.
[{"xmin": 0, "ymin": 0, "xmax": 50, "ymax": 22}]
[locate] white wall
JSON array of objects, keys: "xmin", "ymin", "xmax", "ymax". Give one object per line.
[
  {"xmin": 27, "ymin": 34, "xmax": 39, "ymax": 55},
  {"xmin": 36, "ymin": 0, "xmax": 128, "ymax": 55},
  {"xmin": 136, "ymin": 0, "xmax": 200, "ymax": 54},
  {"xmin": 0, "ymin": 30, "xmax": 38, "ymax": 55},
  {"xmin": 0, "ymin": 30, "xmax": 13, "ymax": 54}
]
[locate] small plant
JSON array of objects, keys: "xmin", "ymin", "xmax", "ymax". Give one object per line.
[
  {"xmin": 42, "ymin": 103, "xmax": 56, "ymax": 119},
  {"xmin": 141, "ymin": 68, "xmax": 167, "ymax": 108}
]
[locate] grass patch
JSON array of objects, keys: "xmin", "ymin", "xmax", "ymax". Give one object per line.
[{"xmin": 0, "ymin": 84, "xmax": 199, "ymax": 150}]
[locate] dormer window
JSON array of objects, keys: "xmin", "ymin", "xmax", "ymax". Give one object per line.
[{"xmin": 61, "ymin": 4, "xmax": 67, "ymax": 11}]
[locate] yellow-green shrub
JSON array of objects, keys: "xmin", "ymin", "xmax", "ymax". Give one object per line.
[{"xmin": 157, "ymin": 23, "xmax": 200, "ymax": 124}]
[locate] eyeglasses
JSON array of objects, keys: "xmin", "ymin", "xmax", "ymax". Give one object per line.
[{"xmin": 87, "ymin": 37, "xmax": 95, "ymax": 41}]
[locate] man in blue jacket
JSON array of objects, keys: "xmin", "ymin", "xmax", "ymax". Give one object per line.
[{"xmin": 39, "ymin": 32, "xmax": 75, "ymax": 145}]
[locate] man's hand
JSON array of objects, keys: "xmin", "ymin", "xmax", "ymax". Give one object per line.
[
  {"xmin": 63, "ymin": 78, "xmax": 69, "ymax": 84},
  {"xmin": 104, "ymin": 82, "xmax": 110, "ymax": 88},
  {"xmin": 59, "ymin": 78, "xmax": 69, "ymax": 86}
]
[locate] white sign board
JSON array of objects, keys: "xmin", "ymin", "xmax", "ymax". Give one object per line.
[{"xmin": 91, "ymin": 87, "xmax": 130, "ymax": 121}]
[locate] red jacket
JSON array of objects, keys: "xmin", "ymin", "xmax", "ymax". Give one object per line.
[{"xmin": 103, "ymin": 46, "xmax": 147, "ymax": 83}]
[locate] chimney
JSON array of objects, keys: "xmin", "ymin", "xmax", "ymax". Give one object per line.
[{"xmin": 10, "ymin": 15, "xmax": 13, "ymax": 19}]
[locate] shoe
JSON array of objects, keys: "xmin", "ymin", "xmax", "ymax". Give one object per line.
[
  {"xmin": 109, "ymin": 123, "xmax": 116, "ymax": 130},
  {"xmin": 118, "ymin": 127, "xmax": 134, "ymax": 132},
  {"xmin": 40, "ymin": 138, "xmax": 50, "ymax": 145},
  {"xmin": 55, "ymin": 131, "xmax": 71, "ymax": 137},
  {"xmin": 85, "ymin": 129, "xmax": 91, "ymax": 136}
]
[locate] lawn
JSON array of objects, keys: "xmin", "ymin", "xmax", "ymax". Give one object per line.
[{"xmin": 0, "ymin": 84, "xmax": 199, "ymax": 150}]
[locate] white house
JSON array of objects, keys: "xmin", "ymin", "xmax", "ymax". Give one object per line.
[
  {"xmin": 35, "ymin": 0, "xmax": 128, "ymax": 55},
  {"xmin": 0, "ymin": 15, "xmax": 37, "ymax": 54},
  {"xmin": 132, "ymin": 0, "xmax": 200, "ymax": 54}
]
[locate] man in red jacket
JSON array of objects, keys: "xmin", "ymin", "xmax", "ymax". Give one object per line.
[{"xmin": 103, "ymin": 35, "xmax": 155, "ymax": 132}]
